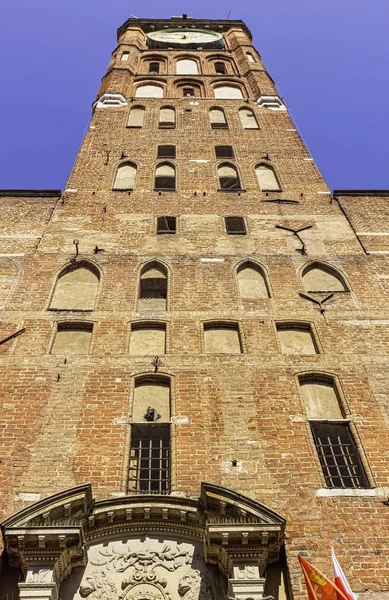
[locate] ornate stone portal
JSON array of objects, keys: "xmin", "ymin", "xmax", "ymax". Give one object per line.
[{"xmin": 1, "ymin": 483, "xmax": 285, "ymax": 600}]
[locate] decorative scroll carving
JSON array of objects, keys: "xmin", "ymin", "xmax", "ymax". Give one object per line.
[
  {"xmin": 79, "ymin": 571, "xmax": 118, "ymax": 599},
  {"xmin": 91, "ymin": 542, "xmax": 192, "ymax": 573}
]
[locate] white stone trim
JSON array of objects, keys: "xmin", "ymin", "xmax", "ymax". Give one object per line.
[
  {"xmin": 94, "ymin": 93, "xmax": 128, "ymax": 108},
  {"xmin": 256, "ymin": 95, "xmax": 287, "ymax": 110},
  {"xmin": 316, "ymin": 487, "xmax": 389, "ymax": 497}
]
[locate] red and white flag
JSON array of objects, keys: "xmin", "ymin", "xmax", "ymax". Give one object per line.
[{"xmin": 331, "ymin": 547, "xmax": 356, "ymax": 600}]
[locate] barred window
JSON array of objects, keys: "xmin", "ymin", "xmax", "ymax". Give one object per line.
[
  {"xmin": 128, "ymin": 424, "xmax": 171, "ymax": 494},
  {"xmin": 310, "ymin": 422, "xmax": 369, "ymax": 489},
  {"xmin": 218, "ymin": 162, "xmax": 241, "ymax": 191},
  {"xmin": 215, "ymin": 145, "xmax": 234, "ymax": 159},
  {"xmin": 157, "ymin": 216, "xmax": 176, "ymax": 234},
  {"xmin": 225, "ymin": 216, "xmax": 246, "ymax": 235},
  {"xmin": 138, "ymin": 263, "xmax": 168, "ymax": 311},
  {"xmin": 154, "ymin": 162, "xmax": 176, "ymax": 191},
  {"xmin": 157, "ymin": 145, "xmax": 176, "ymax": 159}
]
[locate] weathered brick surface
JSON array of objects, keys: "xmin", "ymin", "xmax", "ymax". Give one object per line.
[{"xmin": 1, "ymin": 17, "xmax": 389, "ymax": 600}]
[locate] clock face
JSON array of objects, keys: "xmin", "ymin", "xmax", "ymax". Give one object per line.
[{"xmin": 147, "ymin": 28, "xmax": 223, "ymax": 49}]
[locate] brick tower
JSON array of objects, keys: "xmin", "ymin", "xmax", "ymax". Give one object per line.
[{"xmin": 1, "ymin": 15, "xmax": 389, "ymax": 600}]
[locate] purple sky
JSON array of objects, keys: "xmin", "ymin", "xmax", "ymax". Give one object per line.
[{"xmin": 1, "ymin": 0, "xmax": 388, "ymax": 191}]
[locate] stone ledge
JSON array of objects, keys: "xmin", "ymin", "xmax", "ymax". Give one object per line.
[{"xmin": 316, "ymin": 487, "xmax": 389, "ymax": 497}]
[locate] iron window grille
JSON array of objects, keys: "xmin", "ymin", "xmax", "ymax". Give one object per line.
[
  {"xmin": 128, "ymin": 424, "xmax": 170, "ymax": 494},
  {"xmin": 310, "ymin": 421, "xmax": 369, "ymax": 489},
  {"xmin": 225, "ymin": 216, "xmax": 247, "ymax": 235},
  {"xmin": 157, "ymin": 145, "xmax": 176, "ymax": 159},
  {"xmin": 215, "ymin": 145, "xmax": 234, "ymax": 159},
  {"xmin": 140, "ymin": 278, "xmax": 167, "ymax": 299},
  {"xmin": 157, "ymin": 216, "xmax": 176, "ymax": 234}
]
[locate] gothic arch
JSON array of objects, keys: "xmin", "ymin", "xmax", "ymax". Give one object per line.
[
  {"xmin": 48, "ymin": 260, "xmax": 101, "ymax": 311},
  {"xmin": 255, "ymin": 162, "xmax": 282, "ymax": 191},
  {"xmin": 301, "ymin": 261, "xmax": 349, "ymax": 292},
  {"xmin": 235, "ymin": 260, "xmax": 271, "ymax": 299},
  {"xmin": 113, "ymin": 160, "xmax": 139, "ymax": 190},
  {"xmin": 136, "ymin": 260, "xmax": 170, "ymax": 311}
]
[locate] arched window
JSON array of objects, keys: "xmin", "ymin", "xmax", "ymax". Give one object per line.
[
  {"xmin": 246, "ymin": 52, "xmax": 255, "ymax": 63},
  {"xmin": 154, "ymin": 162, "xmax": 176, "ymax": 191},
  {"xmin": 130, "ymin": 323, "xmax": 166, "ymax": 355},
  {"xmin": 237, "ymin": 263, "xmax": 270, "ymax": 299},
  {"xmin": 217, "ymin": 163, "xmax": 241, "ymax": 191},
  {"xmin": 159, "ymin": 106, "xmax": 175, "ymax": 128},
  {"xmin": 239, "ymin": 107, "xmax": 259, "ymax": 129},
  {"xmin": 135, "ymin": 84, "xmax": 164, "ymax": 98},
  {"xmin": 176, "ymin": 59, "xmax": 198, "ymax": 74},
  {"xmin": 50, "ymin": 264, "xmax": 99, "ymax": 311},
  {"xmin": 214, "ymin": 62, "xmax": 227, "ymax": 75},
  {"xmin": 255, "ymin": 164, "xmax": 281, "ymax": 191},
  {"xmin": 299, "ymin": 375, "xmax": 369, "ymax": 489},
  {"xmin": 183, "ymin": 87, "xmax": 195, "ymax": 97},
  {"xmin": 302, "ymin": 263, "xmax": 348, "ymax": 292},
  {"xmin": 214, "ymin": 85, "xmax": 244, "ymax": 99},
  {"xmin": 129, "ymin": 376, "xmax": 171, "ymax": 494},
  {"xmin": 276, "ymin": 323, "xmax": 317, "ymax": 355},
  {"xmin": 51, "ymin": 322, "xmax": 93, "ymax": 355},
  {"xmin": 138, "ymin": 263, "xmax": 168, "ymax": 311},
  {"xmin": 148, "ymin": 62, "xmax": 160, "ymax": 74},
  {"xmin": 209, "ymin": 107, "xmax": 228, "ymax": 129},
  {"xmin": 127, "ymin": 106, "xmax": 145, "ymax": 128},
  {"xmin": 113, "ymin": 162, "xmax": 137, "ymax": 190}
]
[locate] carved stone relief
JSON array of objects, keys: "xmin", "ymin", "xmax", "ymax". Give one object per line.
[{"xmin": 60, "ymin": 537, "xmax": 218, "ymax": 600}]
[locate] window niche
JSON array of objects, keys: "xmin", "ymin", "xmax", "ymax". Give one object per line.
[
  {"xmin": 214, "ymin": 85, "xmax": 244, "ymax": 99},
  {"xmin": 130, "ymin": 323, "xmax": 166, "ymax": 355},
  {"xmin": 302, "ymin": 264, "xmax": 348, "ymax": 293},
  {"xmin": 239, "ymin": 107, "xmax": 259, "ymax": 129},
  {"xmin": 176, "ymin": 59, "xmax": 199, "ymax": 75},
  {"xmin": 255, "ymin": 163, "xmax": 281, "ymax": 191},
  {"xmin": 214, "ymin": 62, "xmax": 227, "ymax": 75},
  {"xmin": 127, "ymin": 106, "xmax": 145, "ymax": 128},
  {"xmin": 51, "ymin": 323, "xmax": 93, "ymax": 355},
  {"xmin": 148, "ymin": 62, "xmax": 160, "ymax": 74},
  {"xmin": 154, "ymin": 162, "xmax": 176, "ymax": 191},
  {"xmin": 138, "ymin": 263, "xmax": 168, "ymax": 311},
  {"xmin": 113, "ymin": 162, "xmax": 137, "ymax": 191},
  {"xmin": 237, "ymin": 263, "xmax": 270, "ymax": 299},
  {"xmin": 135, "ymin": 84, "xmax": 164, "ymax": 98},
  {"xmin": 299, "ymin": 375, "xmax": 369, "ymax": 489},
  {"xmin": 159, "ymin": 106, "xmax": 176, "ymax": 129},
  {"xmin": 218, "ymin": 163, "xmax": 242, "ymax": 191},
  {"xmin": 277, "ymin": 323, "xmax": 318, "ymax": 355},
  {"xmin": 209, "ymin": 107, "xmax": 228, "ymax": 129},
  {"xmin": 204, "ymin": 322, "xmax": 242, "ymax": 354},
  {"xmin": 49, "ymin": 264, "xmax": 99, "ymax": 311}
]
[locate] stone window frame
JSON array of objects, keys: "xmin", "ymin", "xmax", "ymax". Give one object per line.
[
  {"xmin": 126, "ymin": 105, "xmax": 146, "ymax": 129},
  {"xmin": 124, "ymin": 371, "xmax": 177, "ymax": 494},
  {"xmin": 216, "ymin": 161, "xmax": 245, "ymax": 193},
  {"xmin": 234, "ymin": 259, "xmax": 272, "ymax": 300},
  {"xmin": 300, "ymin": 261, "xmax": 351, "ymax": 294},
  {"xmin": 135, "ymin": 259, "xmax": 171, "ymax": 313},
  {"xmin": 47, "ymin": 260, "xmax": 102, "ymax": 312},
  {"xmin": 254, "ymin": 161, "xmax": 283, "ymax": 192},
  {"xmin": 174, "ymin": 55, "xmax": 202, "ymax": 75},
  {"xmin": 295, "ymin": 371, "xmax": 375, "ymax": 490},
  {"xmin": 49, "ymin": 320, "xmax": 94, "ymax": 355},
  {"xmin": 133, "ymin": 79, "xmax": 167, "ymax": 98},
  {"xmin": 200, "ymin": 319, "xmax": 246, "ymax": 355},
  {"xmin": 128, "ymin": 320, "xmax": 168, "ymax": 355},
  {"xmin": 211, "ymin": 80, "xmax": 248, "ymax": 99},
  {"xmin": 274, "ymin": 320, "xmax": 321, "ymax": 355},
  {"xmin": 153, "ymin": 160, "xmax": 178, "ymax": 192},
  {"xmin": 112, "ymin": 160, "xmax": 139, "ymax": 192}
]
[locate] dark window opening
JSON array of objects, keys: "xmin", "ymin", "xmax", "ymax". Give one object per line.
[
  {"xmin": 215, "ymin": 145, "xmax": 234, "ymax": 159},
  {"xmin": 157, "ymin": 216, "xmax": 176, "ymax": 234},
  {"xmin": 149, "ymin": 62, "xmax": 160, "ymax": 74},
  {"xmin": 225, "ymin": 216, "xmax": 246, "ymax": 235},
  {"xmin": 215, "ymin": 62, "xmax": 227, "ymax": 75},
  {"xmin": 155, "ymin": 163, "xmax": 176, "ymax": 191},
  {"xmin": 183, "ymin": 87, "xmax": 195, "ymax": 97},
  {"xmin": 311, "ymin": 422, "xmax": 369, "ymax": 489},
  {"xmin": 128, "ymin": 424, "xmax": 170, "ymax": 494},
  {"xmin": 218, "ymin": 163, "xmax": 241, "ymax": 190},
  {"xmin": 157, "ymin": 145, "xmax": 176, "ymax": 159},
  {"xmin": 140, "ymin": 278, "xmax": 167, "ymax": 299}
]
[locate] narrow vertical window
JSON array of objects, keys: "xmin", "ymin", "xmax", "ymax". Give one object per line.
[
  {"xmin": 121, "ymin": 52, "xmax": 129, "ymax": 62},
  {"xmin": 159, "ymin": 107, "xmax": 176, "ymax": 129},
  {"xmin": 246, "ymin": 52, "xmax": 255, "ymax": 62},
  {"xmin": 237, "ymin": 263, "xmax": 270, "ymax": 299},
  {"xmin": 299, "ymin": 376, "xmax": 369, "ymax": 489},
  {"xmin": 239, "ymin": 107, "xmax": 259, "ymax": 129},
  {"xmin": 113, "ymin": 162, "xmax": 137, "ymax": 190},
  {"xmin": 215, "ymin": 62, "xmax": 227, "ymax": 74},
  {"xmin": 255, "ymin": 164, "xmax": 281, "ymax": 191},
  {"xmin": 154, "ymin": 162, "xmax": 176, "ymax": 191},
  {"xmin": 209, "ymin": 108, "xmax": 228, "ymax": 129},
  {"xmin": 148, "ymin": 62, "xmax": 160, "ymax": 74},
  {"xmin": 127, "ymin": 106, "xmax": 145, "ymax": 128},
  {"xmin": 138, "ymin": 263, "xmax": 168, "ymax": 311}
]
